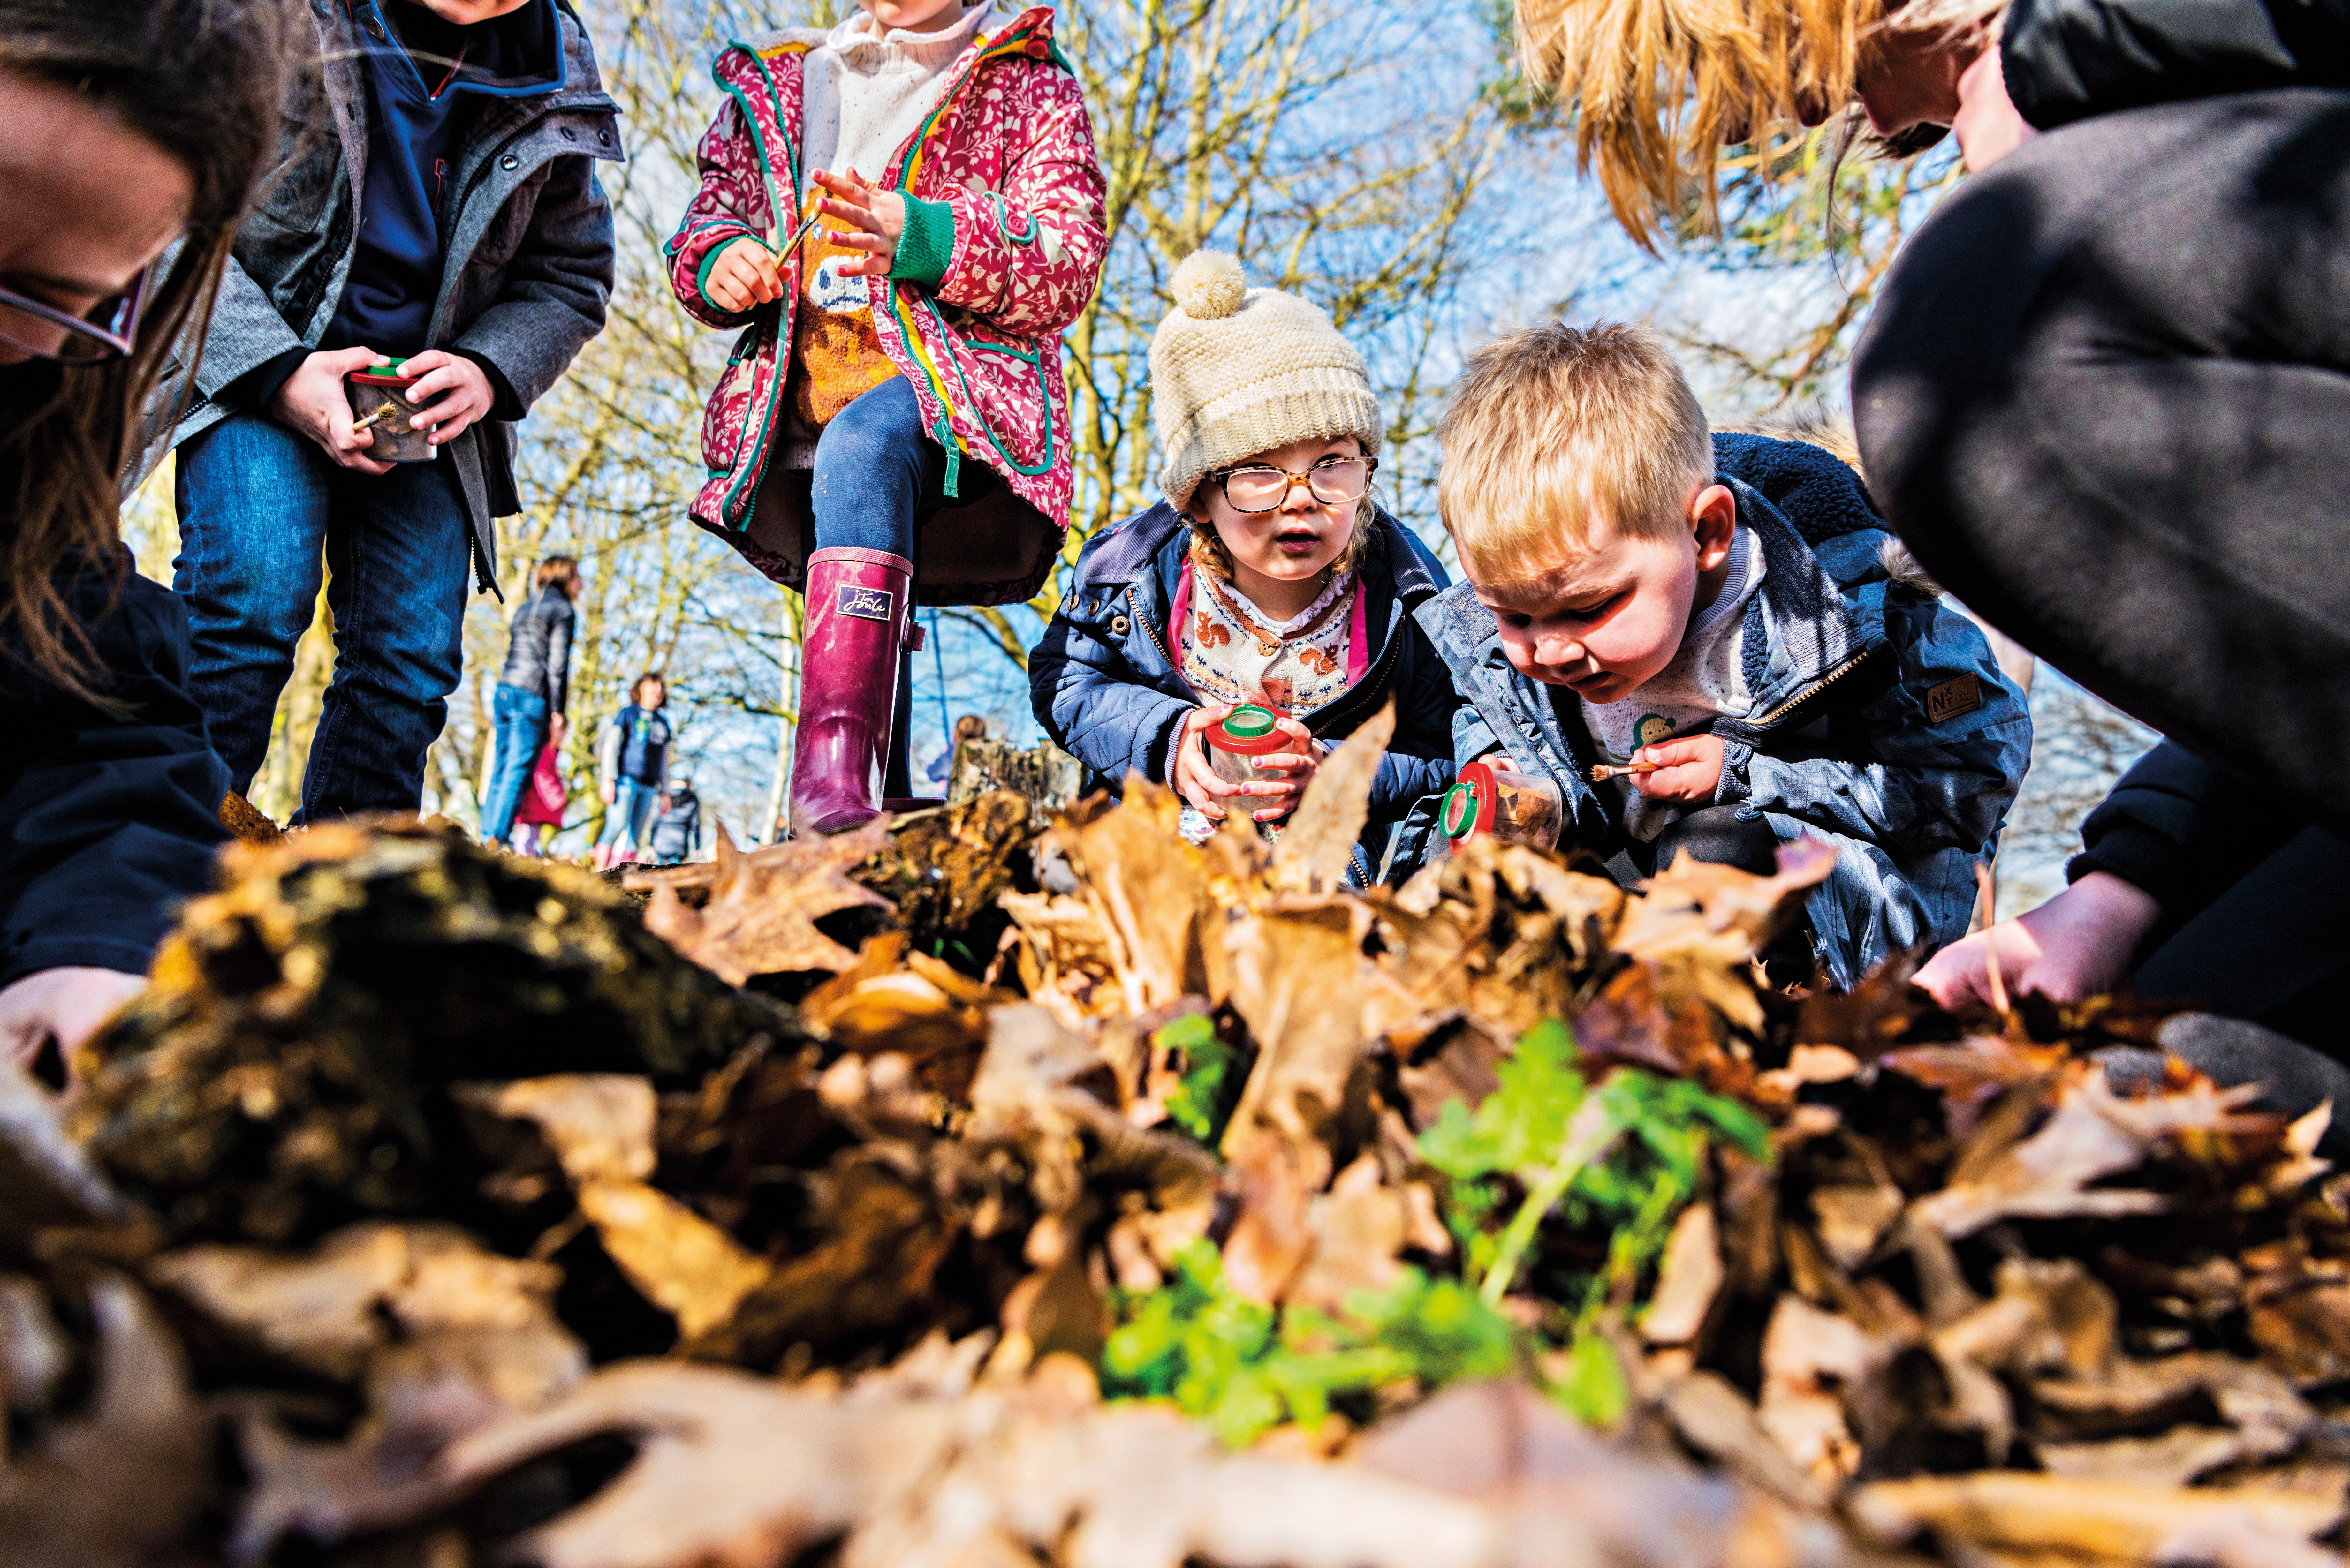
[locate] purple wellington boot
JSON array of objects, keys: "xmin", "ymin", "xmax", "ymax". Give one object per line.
[{"xmin": 788, "ymin": 547, "xmax": 923, "ymax": 836}]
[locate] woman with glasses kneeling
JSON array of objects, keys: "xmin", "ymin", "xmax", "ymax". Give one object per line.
[
  {"xmin": 1029, "ymin": 252, "xmax": 1458, "ymax": 886},
  {"xmin": 0, "ymin": 0, "xmax": 289, "ymax": 1077}
]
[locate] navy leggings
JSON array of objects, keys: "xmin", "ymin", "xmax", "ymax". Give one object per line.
[{"xmin": 781, "ymin": 376, "xmax": 990, "ymax": 798}]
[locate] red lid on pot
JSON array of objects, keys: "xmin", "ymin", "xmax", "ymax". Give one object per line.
[
  {"xmin": 1441, "ymin": 761, "xmax": 1499, "ymax": 840},
  {"xmin": 349, "ymin": 357, "xmax": 421, "ymax": 387},
  {"xmin": 1204, "ymin": 704, "xmax": 1289, "ymax": 755}
]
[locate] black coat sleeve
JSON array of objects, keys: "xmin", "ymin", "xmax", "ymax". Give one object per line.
[
  {"xmin": 2000, "ymin": 0, "xmax": 2350, "ymax": 131},
  {"xmin": 1, "ymin": 562, "xmax": 229, "ymax": 988},
  {"xmin": 2066, "ymin": 739, "xmax": 2305, "ymax": 938}
]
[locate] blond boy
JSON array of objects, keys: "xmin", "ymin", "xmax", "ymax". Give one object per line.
[{"xmin": 1417, "ymin": 322, "xmax": 2030, "ymax": 985}]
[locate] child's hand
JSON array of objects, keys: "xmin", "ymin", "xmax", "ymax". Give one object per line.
[
  {"xmin": 399, "ymin": 350, "xmax": 495, "ymax": 447},
  {"xmin": 1630, "ymin": 734, "xmax": 1726, "ymax": 803},
  {"xmin": 705, "ymin": 237, "xmax": 784, "ymax": 313},
  {"xmin": 1235, "ymin": 715, "xmax": 1324, "ymax": 823},
  {"xmin": 271, "ymin": 346, "xmax": 396, "ymax": 475},
  {"xmin": 1171, "ymin": 705, "xmax": 1243, "ymax": 821},
  {"xmin": 813, "ymin": 169, "xmax": 907, "ymax": 278},
  {"xmin": 600, "ymin": 781, "xmax": 618, "ymax": 807}
]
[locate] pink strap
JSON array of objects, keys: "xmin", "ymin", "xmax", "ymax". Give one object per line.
[
  {"xmin": 1168, "ymin": 563, "xmax": 1193, "ymax": 667},
  {"xmin": 1344, "ymin": 582, "xmax": 1369, "ymax": 685}
]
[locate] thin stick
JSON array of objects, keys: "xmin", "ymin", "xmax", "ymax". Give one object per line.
[
  {"xmin": 1975, "ymin": 860, "xmax": 2010, "ymax": 1016},
  {"xmin": 350, "ymin": 404, "xmax": 395, "ymax": 433},
  {"xmin": 1586, "ymin": 760, "xmax": 1663, "ymax": 783}
]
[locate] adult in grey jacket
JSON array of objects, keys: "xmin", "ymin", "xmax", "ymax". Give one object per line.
[{"xmin": 161, "ymin": 0, "xmax": 619, "ymax": 821}]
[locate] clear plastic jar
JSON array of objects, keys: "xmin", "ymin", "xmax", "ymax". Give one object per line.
[
  {"xmin": 1440, "ymin": 760, "xmax": 1563, "ymax": 851},
  {"xmin": 1203, "ymin": 704, "xmax": 1297, "ymax": 792},
  {"xmin": 345, "ymin": 361, "xmax": 436, "ymax": 463}
]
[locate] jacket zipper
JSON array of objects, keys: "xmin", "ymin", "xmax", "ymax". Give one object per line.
[{"xmin": 1739, "ymin": 646, "xmax": 1881, "ymax": 732}]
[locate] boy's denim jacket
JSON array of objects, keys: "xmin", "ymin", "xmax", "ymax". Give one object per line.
[
  {"xmin": 1416, "ymin": 435, "xmax": 2032, "ymax": 986},
  {"xmin": 1030, "ymin": 501, "xmax": 1459, "ymax": 886}
]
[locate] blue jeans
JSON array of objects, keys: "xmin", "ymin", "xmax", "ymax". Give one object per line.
[
  {"xmin": 481, "ymin": 683, "xmax": 548, "ymax": 843},
  {"xmin": 596, "ymin": 776, "xmax": 659, "ymax": 850},
  {"xmin": 785, "ymin": 376, "xmax": 985, "ymax": 796},
  {"xmin": 174, "ymin": 414, "xmax": 471, "ymax": 820}
]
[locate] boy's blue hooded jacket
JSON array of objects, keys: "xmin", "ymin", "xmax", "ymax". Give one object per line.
[
  {"xmin": 1031, "ymin": 502, "xmax": 1458, "ymax": 885},
  {"xmin": 1416, "ymin": 433, "xmax": 2032, "ymax": 986}
]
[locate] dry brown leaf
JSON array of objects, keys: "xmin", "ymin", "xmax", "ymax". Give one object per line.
[
  {"xmin": 575, "ymin": 1180, "xmax": 774, "ymax": 1343},
  {"xmin": 2034, "ymin": 1426, "xmax": 2253, "ymax": 1488},
  {"xmin": 1047, "ymin": 782, "xmax": 1219, "ymax": 1015},
  {"xmin": 1879, "ymin": 1035, "xmax": 2068, "ymax": 1139},
  {"xmin": 1848, "ymin": 1471, "xmax": 2346, "ymax": 1560},
  {"xmin": 644, "ymin": 819, "xmax": 894, "ymax": 983},
  {"xmin": 1756, "ymin": 1294, "xmax": 1882, "ymax": 1488},
  {"xmin": 1614, "ymin": 837, "xmax": 1838, "ymax": 974},
  {"xmin": 1655, "ymin": 1369, "xmax": 1831, "ymax": 1510},
  {"xmin": 0, "ymin": 1275, "xmax": 211, "ymax": 1568},
  {"xmin": 1810, "ymin": 1184, "xmax": 1904, "ymax": 1272},
  {"xmin": 1221, "ymin": 900, "xmax": 1370, "ymax": 1187},
  {"xmin": 232, "ymin": 1320, "xmax": 585, "ymax": 1558},
  {"xmin": 149, "ymin": 1222, "xmax": 567, "ymax": 1381},
  {"xmin": 1909, "ymin": 1068, "xmax": 2181, "ymax": 1239},
  {"xmin": 437, "ymin": 1359, "xmax": 961, "ymax": 1568},
  {"xmin": 454, "ymin": 1074, "xmax": 657, "ymax": 1185},
  {"xmin": 1269, "ymin": 701, "xmax": 1394, "ymax": 895},
  {"xmin": 1285, "ymin": 1154, "xmax": 1408, "ymax": 1313},
  {"xmin": 1640, "ymin": 1202, "xmax": 1723, "ymax": 1348}
]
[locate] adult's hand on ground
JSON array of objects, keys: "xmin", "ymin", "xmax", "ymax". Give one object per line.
[
  {"xmin": 1915, "ymin": 871, "xmax": 2162, "ymax": 1009},
  {"xmin": 0, "ymin": 966, "xmax": 145, "ymax": 1081},
  {"xmin": 271, "ymin": 346, "xmax": 395, "ymax": 474},
  {"xmin": 400, "ymin": 349, "xmax": 494, "ymax": 448}
]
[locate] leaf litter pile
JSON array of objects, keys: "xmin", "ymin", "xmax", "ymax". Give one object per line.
[{"xmin": 10, "ymin": 712, "xmax": 2350, "ymax": 1568}]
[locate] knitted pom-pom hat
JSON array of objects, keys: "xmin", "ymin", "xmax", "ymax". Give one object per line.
[{"xmin": 1149, "ymin": 251, "xmax": 1384, "ymax": 512}]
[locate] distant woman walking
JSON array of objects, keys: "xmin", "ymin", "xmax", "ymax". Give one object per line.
[{"xmin": 481, "ymin": 556, "xmax": 579, "ymax": 850}]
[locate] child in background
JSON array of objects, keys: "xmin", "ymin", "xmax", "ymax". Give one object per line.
[
  {"xmin": 594, "ymin": 673, "xmax": 670, "ymax": 870},
  {"xmin": 666, "ymin": 0, "xmax": 1106, "ymax": 836},
  {"xmin": 647, "ymin": 774, "xmax": 703, "ymax": 865},
  {"xmin": 1420, "ymin": 323, "xmax": 2030, "ymax": 985},
  {"xmin": 510, "ymin": 739, "xmax": 568, "ymax": 857},
  {"xmin": 1030, "ymin": 253, "xmax": 1459, "ymax": 886}
]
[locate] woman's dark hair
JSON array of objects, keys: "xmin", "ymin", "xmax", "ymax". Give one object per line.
[
  {"xmin": 533, "ymin": 554, "xmax": 582, "ymax": 597},
  {"xmin": 0, "ymin": 0, "xmax": 293, "ymax": 699},
  {"xmin": 632, "ymin": 672, "xmax": 667, "ymax": 705}
]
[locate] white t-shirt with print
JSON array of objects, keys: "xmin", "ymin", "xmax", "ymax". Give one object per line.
[{"xmin": 1577, "ymin": 522, "xmax": 1765, "ymax": 842}]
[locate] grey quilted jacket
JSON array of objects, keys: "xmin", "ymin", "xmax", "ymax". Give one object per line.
[{"xmin": 151, "ymin": 0, "xmax": 622, "ymax": 591}]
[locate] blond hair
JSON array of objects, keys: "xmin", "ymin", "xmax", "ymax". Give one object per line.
[
  {"xmin": 1438, "ymin": 322, "xmax": 1711, "ymax": 589},
  {"xmin": 1515, "ymin": 0, "xmax": 2007, "ymax": 250}
]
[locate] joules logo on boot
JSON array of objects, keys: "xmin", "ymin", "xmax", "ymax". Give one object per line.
[{"xmin": 838, "ymin": 584, "xmax": 894, "ymax": 621}]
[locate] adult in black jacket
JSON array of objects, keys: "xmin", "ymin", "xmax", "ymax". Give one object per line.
[
  {"xmin": 1838, "ymin": 0, "xmax": 2350, "ymax": 1033},
  {"xmin": 1516, "ymin": 0, "xmax": 2350, "ymax": 1046},
  {"xmin": 0, "ymin": 2, "xmax": 286, "ymax": 1070},
  {"xmin": 481, "ymin": 555, "xmax": 580, "ymax": 848}
]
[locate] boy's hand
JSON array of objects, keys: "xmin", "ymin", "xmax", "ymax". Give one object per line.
[
  {"xmin": 1235, "ymin": 715, "xmax": 1324, "ymax": 823},
  {"xmin": 813, "ymin": 169, "xmax": 906, "ymax": 278},
  {"xmin": 1630, "ymin": 734, "xmax": 1726, "ymax": 803},
  {"xmin": 704, "ymin": 237, "xmax": 784, "ymax": 313},
  {"xmin": 1914, "ymin": 871, "xmax": 2160, "ymax": 1009},
  {"xmin": 399, "ymin": 350, "xmax": 495, "ymax": 447},
  {"xmin": 272, "ymin": 346, "xmax": 395, "ymax": 475}
]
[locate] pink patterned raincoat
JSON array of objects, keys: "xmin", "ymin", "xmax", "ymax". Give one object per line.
[{"xmin": 666, "ymin": 7, "xmax": 1107, "ymax": 606}]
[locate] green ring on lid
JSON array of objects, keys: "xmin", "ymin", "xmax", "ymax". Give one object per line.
[
  {"xmin": 1441, "ymin": 781, "xmax": 1478, "ymax": 839},
  {"xmin": 1224, "ymin": 705, "xmax": 1277, "ymax": 739}
]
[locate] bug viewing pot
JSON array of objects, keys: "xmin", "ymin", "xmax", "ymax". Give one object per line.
[
  {"xmin": 1441, "ymin": 760, "xmax": 1563, "ymax": 851},
  {"xmin": 345, "ymin": 359, "xmax": 436, "ymax": 463},
  {"xmin": 1202, "ymin": 704, "xmax": 1297, "ymax": 798}
]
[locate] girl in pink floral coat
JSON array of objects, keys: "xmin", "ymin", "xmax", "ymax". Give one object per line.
[{"xmin": 667, "ymin": 0, "xmax": 1106, "ymax": 835}]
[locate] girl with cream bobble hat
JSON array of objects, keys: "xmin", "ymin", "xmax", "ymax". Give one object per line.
[{"xmin": 1028, "ymin": 252, "xmax": 1462, "ymax": 881}]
